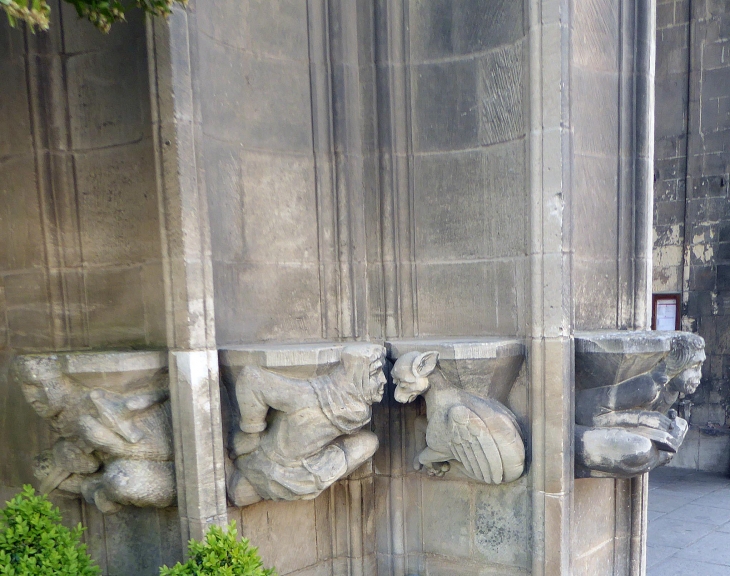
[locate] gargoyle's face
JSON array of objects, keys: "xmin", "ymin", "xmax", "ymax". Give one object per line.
[
  {"xmin": 341, "ymin": 345, "xmax": 388, "ymax": 403},
  {"xmin": 391, "ymin": 361, "xmax": 429, "ymax": 404},
  {"xmin": 670, "ymin": 351, "xmax": 705, "ymax": 395},
  {"xmin": 21, "ymin": 378, "xmax": 71, "ymax": 419},
  {"xmin": 369, "ymin": 357, "xmax": 388, "ymax": 403}
]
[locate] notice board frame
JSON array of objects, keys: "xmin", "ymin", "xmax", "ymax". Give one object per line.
[{"xmin": 651, "ymin": 293, "xmax": 681, "ymax": 330}]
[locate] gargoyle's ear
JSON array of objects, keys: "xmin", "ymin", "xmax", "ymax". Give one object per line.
[{"xmin": 412, "ymin": 351, "xmax": 439, "ymax": 377}]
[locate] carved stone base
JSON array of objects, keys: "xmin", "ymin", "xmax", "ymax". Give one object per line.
[
  {"xmin": 387, "ymin": 339, "xmax": 527, "ymax": 485},
  {"xmin": 11, "ymin": 351, "xmax": 176, "ymax": 513},
  {"xmin": 574, "ymin": 331, "xmax": 705, "ymax": 478}
]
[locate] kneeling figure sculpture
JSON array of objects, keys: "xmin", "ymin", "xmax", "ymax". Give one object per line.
[
  {"xmin": 227, "ymin": 343, "xmax": 387, "ymax": 506},
  {"xmin": 11, "ymin": 352, "xmax": 175, "ymax": 514}
]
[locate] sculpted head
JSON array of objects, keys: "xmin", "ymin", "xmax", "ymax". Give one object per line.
[
  {"xmin": 665, "ymin": 333, "xmax": 705, "ymax": 395},
  {"xmin": 392, "ymin": 351, "xmax": 439, "ymax": 404},
  {"xmin": 10, "ymin": 358, "xmax": 72, "ymax": 420},
  {"xmin": 341, "ymin": 344, "xmax": 387, "ymax": 403},
  {"xmin": 20, "ymin": 376, "xmax": 73, "ymax": 420}
]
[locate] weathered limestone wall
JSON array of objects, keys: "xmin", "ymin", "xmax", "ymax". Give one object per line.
[
  {"xmin": 153, "ymin": 0, "xmax": 652, "ymax": 573},
  {"xmin": 0, "ymin": 4, "xmax": 179, "ymax": 574},
  {"xmin": 570, "ymin": 0, "xmax": 656, "ymax": 573},
  {"xmin": 0, "ymin": 0, "xmax": 658, "ymax": 574},
  {"xmin": 571, "ymin": 0, "xmax": 622, "ymax": 330},
  {"xmin": 653, "ymin": 0, "xmax": 730, "ymax": 472},
  {"xmin": 198, "ymin": 1, "xmax": 327, "ymax": 345},
  {"xmin": 653, "ymin": 0, "xmax": 690, "ymax": 296},
  {"xmin": 189, "ymin": 1, "xmax": 531, "ymax": 573},
  {"xmin": 403, "ymin": 1, "xmax": 530, "ymax": 339},
  {"xmin": 380, "ymin": 3, "xmax": 530, "ymax": 574}
]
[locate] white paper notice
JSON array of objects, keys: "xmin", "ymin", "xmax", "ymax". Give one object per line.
[{"xmin": 656, "ymin": 298, "xmax": 678, "ymax": 331}]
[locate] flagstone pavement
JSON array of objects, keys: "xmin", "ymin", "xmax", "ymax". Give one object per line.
[{"xmin": 648, "ymin": 466, "xmax": 730, "ymax": 575}]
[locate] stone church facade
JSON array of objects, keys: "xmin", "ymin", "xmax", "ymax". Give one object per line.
[{"xmin": 0, "ymin": 0, "xmax": 716, "ymax": 574}]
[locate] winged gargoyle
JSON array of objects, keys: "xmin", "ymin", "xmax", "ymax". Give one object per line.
[{"xmin": 391, "ymin": 351, "xmax": 525, "ymax": 484}]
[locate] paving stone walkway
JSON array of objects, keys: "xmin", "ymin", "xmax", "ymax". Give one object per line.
[{"xmin": 648, "ymin": 466, "xmax": 730, "ymax": 575}]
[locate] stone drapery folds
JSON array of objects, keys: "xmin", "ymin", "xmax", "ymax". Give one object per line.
[{"xmin": 222, "ymin": 343, "xmax": 387, "ymax": 507}]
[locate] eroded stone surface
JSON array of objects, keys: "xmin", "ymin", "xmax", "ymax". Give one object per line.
[
  {"xmin": 575, "ymin": 331, "xmax": 706, "ymax": 478},
  {"xmin": 10, "ymin": 351, "xmax": 175, "ymax": 513},
  {"xmin": 388, "ymin": 339, "xmax": 526, "ymax": 484},
  {"xmin": 220, "ymin": 343, "xmax": 386, "ymax": 506}
]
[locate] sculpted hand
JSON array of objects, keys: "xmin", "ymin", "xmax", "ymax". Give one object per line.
[
  {"xmin": 591, "ymin": 409, "xmax": 687, "ymax": 452},
  {"xmin": 576, "ymin": 425, "xmax": 677, "ymax": 477},
  {"xmin": 232, "ymin": 430, "xmax": 261, "ymax": 457}
]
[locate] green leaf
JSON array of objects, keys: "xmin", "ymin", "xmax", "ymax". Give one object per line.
[
  {"xmin": 160, "ymin": 522, "xmax": 276, "ymax": 576},
  {"xmin": 0, "ymin": 486, "xmax": 100, "ymax": 576}
]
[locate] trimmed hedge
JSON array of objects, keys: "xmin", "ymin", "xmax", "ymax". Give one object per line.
[{"xmin": 0, "ymin": 485, "xmax": 100, "ymax": 576}]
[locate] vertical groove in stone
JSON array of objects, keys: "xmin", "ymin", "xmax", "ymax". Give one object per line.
[
  {"xmin": 307, "ymin": 0, "xmax": 339, "ymax": 342},
  {"xmin": 528, "ymin": 0, "xmax": 574, "ymax": 571},
  {"xmin": 680, "ymin": 0, "xmax": 694, "ymax": 314},
  {"xmin": 378, "ymin": 0, "xmax": 416, "ymax": 340},
  {"xmin": 308, "ymin": 0, "xmax": 375, "ymax": 342},
  {"xmin": 24, "ymin": 11, "xmax": 77, "ymax": 351},
  {"xmin": 634, "ymin": 0, "xmax": 656, "ymax": 332},
  {"xmin": 388, "ymin": 400, "xmax": 406, "ymax": 576},
  {"xmin": 617, "ymin": 0, "xmax": 638, "ymax": 330},
  {"xmin": 630, "ymin": 0, "xmax": 656, "ymax": 570}
]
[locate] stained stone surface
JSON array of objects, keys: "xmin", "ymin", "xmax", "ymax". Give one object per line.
[
  {"xmin": 575, "ymin": 331, "xmax": 706, "ymax": 478},
  {"xmin": 0, "ymin": 0, "xmax": 657, "ymax": 572},
  {"xmin": 10, "ymin": 351, "xmax": 175, "ymax": 513},
  {"xmin": 474, "ymin": 480, "xmax": 531, "ymax": 569},
  {"xmin": 653, "ymin": 0, "xmax": 730, "ymax": 474},
  {"xmin": 389, "ymin": 342, "xmax": 526, "ymax": 484},
  {"xmin": 221, "ymin": 343, "xmax": 386, "ymax": 506},
  {"xmin": 386, "ymin": 338, "xmax": 530, "ymax": 573}
]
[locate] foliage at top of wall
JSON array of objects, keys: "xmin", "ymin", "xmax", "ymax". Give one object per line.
[
  {"xmin": 160, "ymin": 523, "xmax": 277, "ymax": 576},
  {"xmin": 0, "ymin": 485, "xmax": 100, "ymax": 576},
  {"xmin": 1, "ymin": 0, "xmax": 185, "ymax": 33}
]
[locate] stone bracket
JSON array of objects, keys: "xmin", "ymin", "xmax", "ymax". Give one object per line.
[{"xmin": 574, "ymin": 330, "xmax": 705, "ymax": 478}]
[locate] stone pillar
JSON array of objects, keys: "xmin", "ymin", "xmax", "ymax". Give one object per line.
[
  {"xmin": 526, "ymin": 0, "xmax": 573, "ymax": 570},
  {"xmin": 565, "ymin": 0, "xmax": 656, "ymax": 573},
  {"xmin": 146, "ymin": 8, "xmax": 228, "ymax": 542}
]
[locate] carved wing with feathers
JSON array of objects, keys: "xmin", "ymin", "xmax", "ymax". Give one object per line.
[{"xmin": 447, "ymin": 401, "xmax": 524, "ymax": 484}]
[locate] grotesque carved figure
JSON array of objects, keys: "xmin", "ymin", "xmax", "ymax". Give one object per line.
[
  {"xmin": 227, "ymin": 343, "xmax": 387, "ymax": 506},
  {"xmin": 391, "ymin": 351, "xmax": 525, "ymax": 484},
  {"xmin": 11, "ymin": 353, "xmax": 175, "ymax": 513},
  {"xmin": 575, "ymin": 332, "xmax": 705, "ymax": 478}
]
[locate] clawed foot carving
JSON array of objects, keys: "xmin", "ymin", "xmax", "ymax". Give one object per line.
[{"xmin": 424, "ymin": 462, "xmax": 450, "ymax": 477}]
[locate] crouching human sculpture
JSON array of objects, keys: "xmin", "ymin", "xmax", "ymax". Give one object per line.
[
  {"xmin": 391, "ymin": 351, "xmax": 525, "ymax": 484},
  {"xmin": 227, "ymin": 343, "xmax": 387, "ymax": 506},
  {"xmin": 575, "ymin": 331, "xmax": 705, "ymax": 478},
  {"xmin": 11, "ymin": 352, "xmax": 175, "ymax": 513}
]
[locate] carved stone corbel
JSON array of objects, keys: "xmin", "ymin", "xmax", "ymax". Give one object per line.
[
  {"xmin": 11, "ymin": 351, "xmax": 175, "ymax": 513},
  {"xmin": 387, "ymin": 339, "xmax": 527, "ymax": 484},
  {"xmin": 575, "ymin": 331, "xmax": 705, "ymax": 478},
  {"xmin": 220, "ymin": 343, "xmax": 387, "ymax": 507}
]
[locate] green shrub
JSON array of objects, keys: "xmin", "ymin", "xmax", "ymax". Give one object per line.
[
  {"xmin": 0, "ymin": 485, "xmax": 100, "ymax": 576},
  {"xmin": 161, "ymin": 523, "xmax": 276, "ymax": 576}
]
